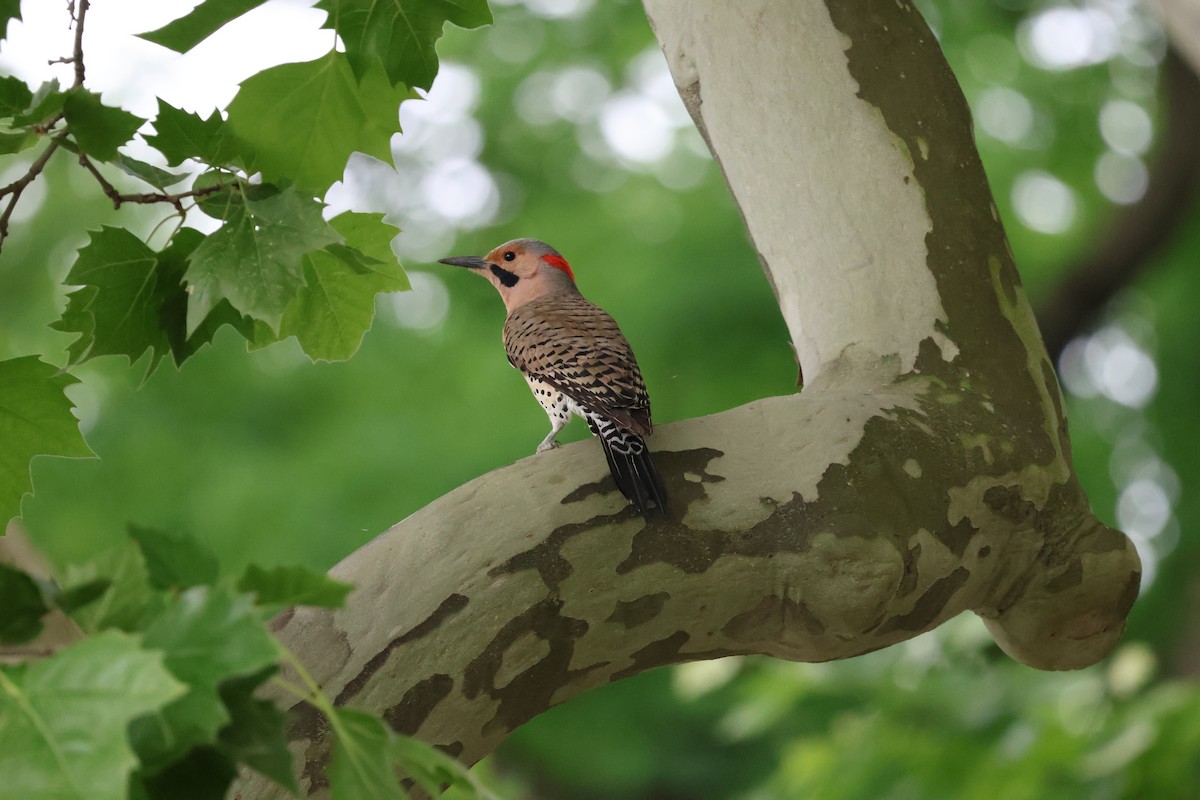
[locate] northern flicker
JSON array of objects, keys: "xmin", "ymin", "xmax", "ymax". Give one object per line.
[{"xmin": 439, "ymin": 238, "xmax": 667, "ymax": 517}]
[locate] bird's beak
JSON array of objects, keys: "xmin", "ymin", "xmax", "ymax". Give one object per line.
[{"xmin": 438, "ymin": 255, "xmax": 488, "ymax": 270}]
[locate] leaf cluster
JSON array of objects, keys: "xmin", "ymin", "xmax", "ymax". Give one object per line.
[
  {"xmin": 1, "ymin": 1, "xmax": 496, "ymax": 796},
  {"xmin": 0, "ymin": 525, "xmax": 489, "ymax": 799},
  {"xmin": 0, "ymin": 0, "xmax": 491, "ymax": 525}
]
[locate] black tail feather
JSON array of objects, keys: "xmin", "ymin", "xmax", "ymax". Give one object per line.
[{"xmin": 594, "ymin": 427, "xmax": 667, "ymax": 518}]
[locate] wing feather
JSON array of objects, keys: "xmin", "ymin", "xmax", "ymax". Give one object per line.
[{"xmin": 503, "ymin": 293, "xmax": 652, "ymax": 435}]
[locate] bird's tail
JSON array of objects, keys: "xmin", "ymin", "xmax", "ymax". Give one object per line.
[{"xmin": 586, "ymin": 414, "xmax": 667, "ymax": 518}]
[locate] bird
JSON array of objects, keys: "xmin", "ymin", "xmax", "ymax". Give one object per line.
[{"xmin": 438, "ymin": 238, "xmax": 667, "ymax": 518}]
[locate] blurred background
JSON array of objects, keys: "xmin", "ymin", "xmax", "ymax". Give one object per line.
[{"xmin": 1, "ymin": 0, "xmax": 1198, "ymax": 796}]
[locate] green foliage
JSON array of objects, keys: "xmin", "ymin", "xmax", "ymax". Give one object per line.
[
  {"xmin": 0, "ymin": 562, "xmax": 49, "ymax": 643},
  {"xmin": 62, "ymin": 89, "xmax": 146, "ymax": 161},
  {"xmin": 0, "ymin": 1, "xmax": 502, "ymax": 794},
  {"xmin": 54, "ymin": 227, "xmax": 175, "ymax": 369},
  {"xmin": 138, "ymin": 0, "xmax": 271, "ymax": 53},
  {"xmin": 144, "ymin": 100, "xmax": 225, "ymax": 167},
  {"xmin": 130, "ymin": 584, "xmax": 279, "ymax": 769},
  {"xmin": 0, "ymin": 357, "xmax": 93, "ymax": 523},
  {"xmin": 226, "ymin": 53, "xmax": 413, "ymax": 192},
  {"xmin": 0, "ymin": 1, "xmax": 18, "ymax": 38},
  {"xmin": 128, "ymin": 523, "xmax": 220, "ymax": 590},
  {"xmin": 184, "ymin": 181, "xmax": 342, "ymax": 333},
  {"xmin": 237, "ymin": 563, "xmax": 353, "ymax": 610},
  {"xmin": 0, "ymin": 632, "xmax": 186, "ymax": 800},
  {"xmin": 317, "ymin": 0, "xmax": 493, "ymax": 89},
  {"xmin": 0, "ymin": 525, "xmax": 494, "ymax": 799},
  {"xmin": 329, "ymin": 707, "xmax": 494, "ymax": 799}
]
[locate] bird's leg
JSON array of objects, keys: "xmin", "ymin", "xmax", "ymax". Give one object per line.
[{"xmin": 536, "ymin": 415, "xmax": 567, "ymax": 453}]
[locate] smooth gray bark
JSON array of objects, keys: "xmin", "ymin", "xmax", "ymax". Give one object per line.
[{"xmin": 240, "ymin": 2, "xmax": 1141, "ymax": 795}]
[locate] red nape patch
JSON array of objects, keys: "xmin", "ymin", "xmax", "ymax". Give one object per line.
[{"xmin": 541, "ymin": 253, "xmax": 575, "ymax": 281}]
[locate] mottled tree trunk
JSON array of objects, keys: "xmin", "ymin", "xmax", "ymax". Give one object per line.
[{"xmin": 239, "ymin": 2, "xmax": 1141, "ymax": 796}]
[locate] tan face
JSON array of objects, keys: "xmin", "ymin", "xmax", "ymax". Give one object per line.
[{"xmin": 439, "ymin": 238, "xmax": 576, "ymax": 311}]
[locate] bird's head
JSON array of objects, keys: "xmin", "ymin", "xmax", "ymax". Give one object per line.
[{"xmin": 438, "ymin": 238, "xmax": 576, "ymax": 311}]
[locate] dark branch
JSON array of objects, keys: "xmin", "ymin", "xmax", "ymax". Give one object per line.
[
  {"xmin": 76, "ymin": 151, "xmax": 223, "ymax": 213},
  {"xmin": 1036, "ymin": 47, "xmax": 1200, "ymax": 360}
]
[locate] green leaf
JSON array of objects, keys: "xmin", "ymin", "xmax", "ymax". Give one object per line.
[
  {"xmin": 138, "ymin": 0, "xmax": 270, "ymax": 53},
  {"xmin": 11, "ymin": 80, "xmax": 65, "ymax": 126},
  {"xmin": 0, "ymin": 357, "xmax": 93, "ymax": 524},
  {"xmin": 226, "ymin": 52, "xmax": 411, "ymax": 193},
  {"xmin": 0, "ymin": 631, "xmax": 186, "ymax": 800},
  {"xmin": 114, "ymin": 154, "xmax": 187, "ymax": 189},
  {"xmin": 317, "ymin": 0, "xmax": 493, "ymax": 89},
  {"xmin": 0, "ymin": 0, "xmax": 20, "ymax": 40},
  {"xmin": 328, "ymin": 708, "xmax": 408, "ymax": 800},
  {"xmin": 138, "ymin": 746, "xmax": 238, "ymax": 800},
  {"xmin": 277, "ymin": 211, "xmax": 405, "ymax": 361},
  {"xmin": 53, "ymin": 577, "xmax": 113, "ymax": 614},
  {"xmin": 237, "ymin": 564, "xmax": 353, "ymax": 610},
  {"xmin": 0, "ymin": 128, "xmax": 34, "ymax": 155},
  {"xmin": 62, "ymin": 90, "xmax": 146, "ymax": 161},
  {"xmin": 392, "ymin": 734, "xmax": 496, "ymax": 799},
  {"xmin": 130, "ymin": 585, "xmax": 279, "ymax": 769},
  {"xmin": 217, "ymin": 670, "xmax": 298, "ymax": 792},
  {"xmin": 0, "ymin": 563, "xmax": 48, "ymax": 644},
  {"xmin": 0, "ymin": 74, "xmax": 32, "ymax": 117},
  {"xmin": 53, "ymin": 227, "xmax": 173, "ymax": 370},
  {"xmin": 150, "ymin": 227, "xmax": 251, "ymax": 365},
  {"xmin": 330, "ymin": 211, "xmax": 403, "ymax": 266},
  {"xmin": 184, "ymin": 183, "xmax": 341, "ymax": 334},
  {"xmin": 63, "ymin": 540, "xmax": 158, "ymax": 633},
  {"xmin": 280, "ymin": 242, "xmax": 406, "ymax": 361},
  {"xmin": 145, "ymin": 100, "xmax": 226, "ymax": 166},
  {"xmin": 128, "ymin": 524, "xmax": 220, "ymax": 591}
]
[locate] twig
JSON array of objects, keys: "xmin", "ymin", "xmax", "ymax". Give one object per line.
[
  {"xmin": 71, "ymin": 0, "xmax": 89, "ymax": 89},
  {"xmin": 0, "ymin": 140, "xmax": 63, "ymax": 252},
  {"xmin": 76, "ymin": 151, "xmax": 223, "ymax": 214}
]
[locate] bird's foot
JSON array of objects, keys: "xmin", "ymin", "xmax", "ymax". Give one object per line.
[{"xmin": 536, "ymin": 439, "xmax": 560, "ymax": 454}]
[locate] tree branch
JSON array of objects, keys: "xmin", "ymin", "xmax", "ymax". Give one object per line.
[
  {"xmin": 1036, "ymin": 47, "xmax": 1200, "ymax": 360},
  {"xmin": 76, "ymin": 151, "xmax": 221, "ymax": 213},
  {"xmin": 237, "ymin": 2, "xmax": 1140, "ymax": 796}
]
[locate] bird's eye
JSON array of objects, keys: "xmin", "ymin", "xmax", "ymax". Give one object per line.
[{"xmin": 503, "ymin": 251, "xmax": 516, "ymax": 262}]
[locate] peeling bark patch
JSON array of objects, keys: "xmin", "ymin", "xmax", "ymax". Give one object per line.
[
  {"xmin": 723, "ymin": 594, "xmax": 826, "ymax": 642},
  {"xmin": 618, "ymin": 525, "xmax": 727, "ymax": 575},
  {"xmin": 606, "ymin": 593, "xmax": 670, "ymax": 629},
  {"xmin": 491, "ymin": 512, "xmax": 622, "ymax": 592},
  {"xmin": 500, "ymin": 448, "xmax": 727, "ymax": 591},
  {"xmin": 383, "ymin": 673, "xmax": 454, "ymax": 736},
  {"xmin": 335, "ymin": 593, "xmax": 468, "ymax": 705},
  {"xmin": 898, "ymin": 542, "xmax": 921, "ymax": 597},
  {"xmin": 287, "ymin": 701, "xmax": 331, "ymax": 795},
  {"xmin": 610, "ymin": 630, "xmax": 736, "ymax": 682},
  {"xmin": 1046, "ymin": 559, "xmax": 1083, "ymax": 593},
  {"xmin": 941, "ymin": 518, "xmax": 977, "ymax": 558},
  {"xmin": 561, "ymin": 447, "xmax": 726, "ymax": 507},
  {"xmin": 880, "ymin": 566, "xmax": 970, "ymax": 633},
  {"xmin": 462, "ymin": 597, "xmax": 599, "ymax": 736},
  {"xmin": 825, "ymin": 3, "xmax": 1056, "ymax": 467},
  {"xmin": 984, "ymin": 485, "xmax": 1037, "ymax": 524}
]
